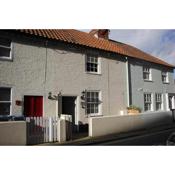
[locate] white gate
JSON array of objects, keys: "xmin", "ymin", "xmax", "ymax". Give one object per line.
[{"xmin": 26, "ymin": 116, "xmax": 58, "ymax": 145}]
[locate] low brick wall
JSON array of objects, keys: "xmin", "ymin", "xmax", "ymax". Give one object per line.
[
  {"xmin": 89, "ymin": 111, "xmax": 173, "ymax": 137},
  {"xmin": 0, "ymin": 121, "xmax": 27, "ymax": 145}
]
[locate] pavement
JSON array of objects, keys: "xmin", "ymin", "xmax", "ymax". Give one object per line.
[{"xmin": 38, "ymin": 122, "xmax": 175, "ymax": 146}]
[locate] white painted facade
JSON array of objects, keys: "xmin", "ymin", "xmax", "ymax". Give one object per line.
[{"xmin": 0, "ymin": 31, "xmax": 128, "ymax": 125}]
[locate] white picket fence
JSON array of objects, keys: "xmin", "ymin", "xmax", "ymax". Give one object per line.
[{"xmin": 26, "ymin": 116, "xmax": 59, "ymax": 145}]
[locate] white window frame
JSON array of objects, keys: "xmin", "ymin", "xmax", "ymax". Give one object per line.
[
  {"xmin": 162, "ymin": 71, "xmax": 169, "ymax": 83},
  {"xmin": 143, "ymin": 66, "xmax": 152, "ymax": 81},
  {"xmin": 0, "ymin": 87, "xmax": 12, "ymax": 115},
  {"xmin": 0, "ymin": 38, "xmax": 12, "ymax": 60},
  {"xmin": 85, "ymin": 54, "xmax": 101, "ymax": 74},
  {"xmin": 144, "ymin": 93, "xmax": 153, "ymax": 112},
  {"xmin": 155, "ymin": 93, "xmax": 163, "ymax": 111},
  {"xmin": 85, "ymin": 90, "xmax": 102, "ymax": 116},
  {"xmin": 168, "ymin": 95, "xmax": 175, "ymax": 110}
]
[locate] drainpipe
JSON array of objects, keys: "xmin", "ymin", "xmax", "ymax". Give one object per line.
[
  {"xmin": 125, "ymin": 57, "xmax": 130, "ymax": 107},
  {"xmin": 171, "ymin": 96, "xmax": 175, "ymax": 122},
  {"xmin": 171, "ymin": 109, "xmax": 175, "ymax": 122}
]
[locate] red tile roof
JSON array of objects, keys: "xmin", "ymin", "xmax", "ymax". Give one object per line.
[{"xmin": 18, "ymin": 29, "xmax": 174, "ymax": 68}]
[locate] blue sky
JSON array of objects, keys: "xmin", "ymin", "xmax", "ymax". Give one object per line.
[
  {"xmin": 82, "ymin": 30, "xmax": 175, "ymax": 76},
  {"xmin": 110, "ymin": 30, "xmax": 175, "ymax": 66}
]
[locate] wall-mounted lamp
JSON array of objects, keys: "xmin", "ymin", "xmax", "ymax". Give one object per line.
[
  {"xmin": 48, "ymin": 92, "xmax": 52, "ymax": 99},
  {"xmin": 48, "ymin": 91, "xmax": 62, "ymax": 100}
]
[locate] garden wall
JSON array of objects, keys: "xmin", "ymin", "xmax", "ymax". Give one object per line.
[{"xmin": 89, "ymin": 111, "xmax": 173, "ymax": 137}]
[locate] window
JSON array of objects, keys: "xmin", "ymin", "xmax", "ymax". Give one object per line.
[
  {"xmin": 86, "ymin": 91, "xmax": 101, "ymax": 115},
  {"xmin": 168, "ymin": 95, "xmax": 175, "ymax": 110},
  {"xmin": 0, "ymin": 37, "xmax": 12, "ymax": 59},
  {"xmin": 86, "ymin": 54, "xmax": 99, "ymax": 73},
  {"xmin": 162, "ymin": 71, "xmax": 168, "ymax": 83},
  {"xmin": 155, "ymin": 93, "xmax": 162, "ymax": 111},
  {"xmin": 144, "ymin": 93, "xmax": 152, "ymax": 111},
  {"xmin": 143, "ymin": 67, "xmax": 151, "ymax": 81},
  {"xmin": 0, "ymin": 88, "xmax": 11, "ymax": 115}
]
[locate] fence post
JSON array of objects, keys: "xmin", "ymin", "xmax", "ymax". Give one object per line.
[
  {"xmin": 49, "ymin": 117, "xmax": 53, "ymax": 142},
  {"xmin": 57, "ymin": 118, "xmax": 66, "ymax": 142}
]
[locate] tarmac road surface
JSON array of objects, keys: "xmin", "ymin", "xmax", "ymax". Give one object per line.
[{"xmin": 98, "ymin": 128, "xmax": 175, "ymax": 145}]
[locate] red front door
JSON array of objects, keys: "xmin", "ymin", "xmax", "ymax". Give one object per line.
[{"xmin": 24, "ymin": 96, "xmax": 43, "ymax": 117}]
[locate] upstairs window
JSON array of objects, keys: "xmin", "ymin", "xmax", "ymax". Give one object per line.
[
  {"xmin": 0, "ymin": 37, "xmax": 12, "ymax": 60},
  {"xmin": 144, "ymin": 93, "xmax": 152, "ymax": 111},
  {"xmin": 155, "ymin": 93, "xmax": 162, "ymax": 111},
  {"xmin": 162, "ymin": 71, "xmax": 169, "ymax": 83},
  {"xmin": 143, "ymin": 67, "xmax": 151, "ymax": 81},
  {"xmin": 86, "ymin": 54, "xmax": 99, "ymax": 74},
  {"xmin": 0, "ymin": 87, "xmax": 11, "ymax": 115}
]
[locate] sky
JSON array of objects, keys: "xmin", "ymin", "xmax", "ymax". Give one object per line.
[{"xmin": 82, "ymin": 30, "xmax": 175, "ymax": 75}]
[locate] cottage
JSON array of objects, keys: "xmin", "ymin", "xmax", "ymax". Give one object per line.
[
  {"xmin": 110, "ymin": 39, "xmax": 175, "ymax": 113},
  {"xmin": 0, "ymin": 29, "xmax": 128, "ymax": 131},
  {"xmin": 0, "ymin": 29, "xmax": 174, "ymax": 132}
]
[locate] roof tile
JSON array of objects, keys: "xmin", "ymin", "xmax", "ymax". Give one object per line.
[{"xmin": 17, "ymin": 29, "xmax": 174, "ymax": 68}]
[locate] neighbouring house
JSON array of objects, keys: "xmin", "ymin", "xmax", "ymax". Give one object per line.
[
  {"xmin": 128, "ymin": 57, "xmax": 175, "ymax": 112},
  {"xmin": 109, "ymin": 39, "xmax": 175, "ymax": 113},
  {"xmin": 0, "ymin": 29, "xmax": 174, "ymax": 132}
]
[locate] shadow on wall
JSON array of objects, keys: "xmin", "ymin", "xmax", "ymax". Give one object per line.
[
  {"xmin": 26, "ymin": 119, "xmax": 45, "ymax": 145},
  {"xmin": 78, "ymin": 121, "xmax": 88, "ymax": 133}
]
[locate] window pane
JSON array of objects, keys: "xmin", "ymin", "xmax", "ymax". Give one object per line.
[
  {"xmin": 156, "ymin": 103, "xmax": 161, "ymax": 111},
  {"xmin": 86, "ymin": 91, "xmax": 100, "ymax": 115},
  {"xmin": 87, "ymin": 104, "xmax": 90, "ymax": 114},
  {"xmin": 0, "ymin": 38, "xmax": 11, "ymax": 47},
  {"xmin": 143, "ymin": 67, "xmax": 151, "ymax": 80},
  {"xmin": 0, "ymin": 88, "xmax": 11, "ymax": 101},
  {"xmin": 148, "ymin": 103, "xmax": 151, "ymax": 110},
  {"xmin": 162, "ymin": 71, "xmax": 168, "ymax": 82},
  {"xmin": 144, "ymin": 93, "xmax": 152, "ymax": 111},
  {"xmin": 95, "ymin": 104, "xmax": 98, "ymax": 113},
  {"xmin": 90, "ymin": 66, "xmax": 94, "ymax": 72},
  {"xmin": 144, "ymin": 103, "xmax": 148, "ymax": 111},
  {"xmin": 94, "ymin": 58, "xmax": 98, "ymax": 63},
  {"xmin": 0, "ymin": 47, "xmax": 11, "ymax": 57},
  {"xmin": 0, "ymin": 103, "xmax": 11, "ymax": 115},
  {"xmin": 91, "ymin": 57, "xmax": 94, "ymax": 63},
  {"xmin": 90, "ymin": 104, "xmax": 94, "ymax": 113},
  {"xmin": 86, "ymin": 55, "xmax": 98, "ymax": 73},
  {"xmin": 86, "ymin": 92, "xmax": 90, "ymax": 98}
]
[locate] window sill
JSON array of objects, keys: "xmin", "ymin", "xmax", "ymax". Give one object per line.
[
  {"xmin": 0, "ymin": 57, "xmax": 13, "ymax": 62},
  {"xmin": 163, "ymin": 82, "xmax": 170, "ymax": 84},
  {"xmin": 144, "ymin": 79, "xmax": 153, "ymax": 82},
  {"xmin": 86, "ymin": 72, "xmax": 102, "ymax": 75},
  {"xmin": 88, "ymin": 114, "xmax": 103, "ymax": 117}
]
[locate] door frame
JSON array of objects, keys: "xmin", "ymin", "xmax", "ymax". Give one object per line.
[
  {"xmin": 169, "ymin": 94, "xmax": 175, "ymax": 110},
  {"xmin": 61, "ymin": 94, "xmax": 80, "ymax": 129},
  {"xmin": 167, "ymin": 93, "xmax": 175, "ymax": 110}
]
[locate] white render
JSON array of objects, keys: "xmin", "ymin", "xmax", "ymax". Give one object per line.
[
  {"xmin": 128, "ymin": 59, "xmax": 175, "ymax": 112},
  {"xmin": 0, "ymin": 33, "xmax": 128, "ymax": 124}
]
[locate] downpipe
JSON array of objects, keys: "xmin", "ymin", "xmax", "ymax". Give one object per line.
[{"xmin": 171, "ymin": 109, "xmax": 175, "ymax": 122}]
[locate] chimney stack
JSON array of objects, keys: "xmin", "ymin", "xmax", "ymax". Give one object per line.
[{"xmin": 89, "ymin": 29, "xmax": 110, "ymax": 39}]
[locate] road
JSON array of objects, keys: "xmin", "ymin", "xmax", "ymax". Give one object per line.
[{"xmin": 96, "ymin": 128, "xmax": 175, "ymax": 145}]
